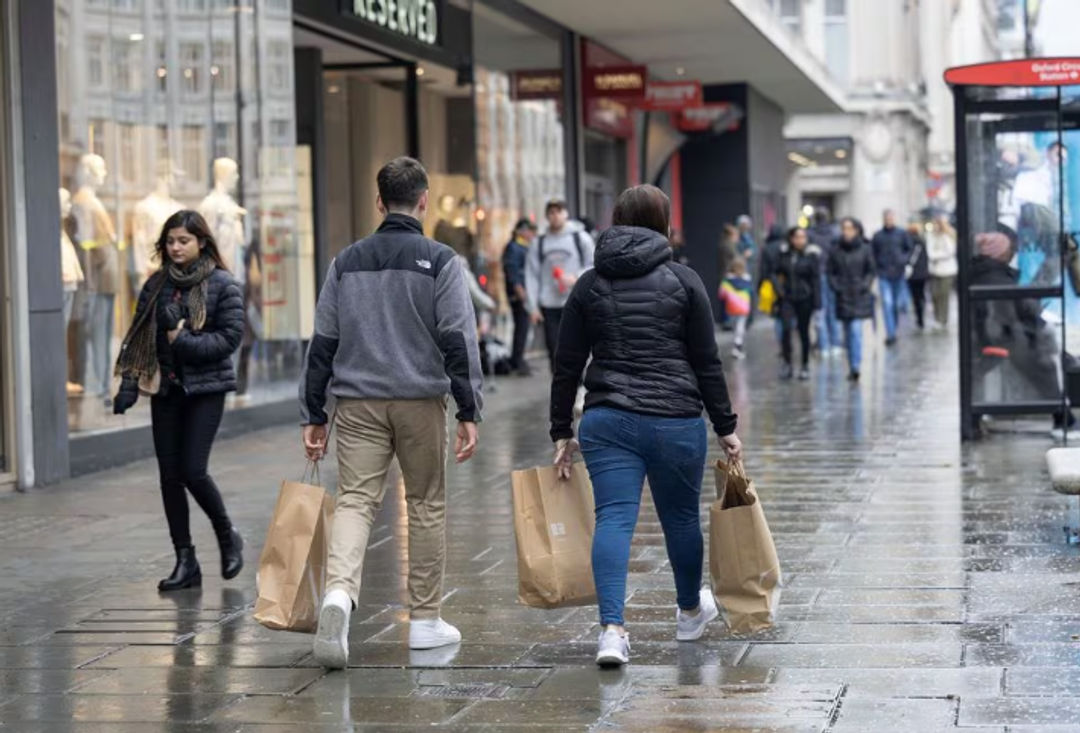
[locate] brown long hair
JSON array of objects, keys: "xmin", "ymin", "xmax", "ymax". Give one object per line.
[
  {"xmin": 612, "ymin": 184, "xmax": 671, "ymax": 236},
  {"xmin": 155, "ymin": 209, "xmax": 228, "ymax": 270}
]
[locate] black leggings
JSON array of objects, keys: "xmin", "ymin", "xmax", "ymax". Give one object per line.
[
  {"xmin": 908, "ymin": 279, "xmax": 927, "ymax": 328},
  {"xmin": 781, "ymin": 300, "xmax": 815, "ymax": 368},
  {"xmin": 541, "ymin": 307, "xmax": 564, "ymax": 371},
  {"xmin": 151, "ymin": 390, "xmax": 231, "ymax": 549}
]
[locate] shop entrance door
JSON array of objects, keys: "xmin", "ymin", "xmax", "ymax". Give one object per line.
[{"xmin": 947, "ymin": 60, "xmax": 1080, "ymax": 440}]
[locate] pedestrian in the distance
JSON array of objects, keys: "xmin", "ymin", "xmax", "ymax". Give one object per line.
[
  {"xmin": 758, "ymin": 225, "xmax": 787, "ymax": 348},
  {"xmin": 502, "ymin": 218, "xmax": 537, "ymax": 377},
  {"xmin": 808, "ymin": 207, "xmax": 841, "ymax": 356},
  {"xmin": 112, "ymin": 210, "xmax": 245, "ymax": 592},
  {"xmin": 871, "ymin": 209, "xmax": 912, "ymax": 346},
  {"xmin": 550, "ymin": 184, "xmax": 742, "ymax": 668},
  {"xmin": 301, "ymin": 157, "xmax": 484, "ymax": 669},
  {"xmin": 526, "ymin": 199, "xmax": 596, "ymax": 371},
  {"xmin": 719, "ymin": 257, "xmax": 752, "ymax": 360},
  {"xmin": 828, "ymin": 217, "xmax": 876, "ymax": 382},
  {"xmin": 926, "ymin": 214, "xmax": 958, "ymax": 330},
  {"xmin": 905, "ymin": 217, "xmax": 929, "ymax": 330},
  {"xmin": 774, "ymin": 226, "xmax": 821, "ymax": 380},
  {"xmin": 717, "ymin": 224, "xmax": 740, "ymax": 328}
]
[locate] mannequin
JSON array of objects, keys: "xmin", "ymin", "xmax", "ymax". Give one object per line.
[
  {"xmin": 198, "ymin": 158, "xmax": 246, "ymax": 274},
  {"xmin": 60, "ymin": 188, "xmax": 85, "ymax": 396},
  {"xmin": 71, "ymin": 153, "xmax": 119, "ymax": 400},
  {"xmin": 132, "ymin": 171, "xmax": 183, "ymax": 286}
]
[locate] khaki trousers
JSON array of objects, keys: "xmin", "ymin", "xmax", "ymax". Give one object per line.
[
  {"xmin": 327, "ymin": 397, "xmax": 448, "ymax": 620},
  {"xmin": 930, "ymin": 275, "xmax": 954, "ymax": 327}
]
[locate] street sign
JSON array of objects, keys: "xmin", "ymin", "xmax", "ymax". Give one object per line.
[
  {"xmin": 641, "ymin": 81, "xmax": 703, "ymax": 111},
  {"xmin": 944, "ymin": 58, "xmax": 1080, "ymax": 87}
]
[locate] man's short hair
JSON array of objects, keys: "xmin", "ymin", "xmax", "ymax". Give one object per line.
[
  {"xmin": 377, "ymin": 156, "xmax": 429, "ymax": 210},
  {"xmin": 514, "ymin": 217, "xmax": 537, "ymax": 232},
  {"xmin": 545, "ymin": 198, "xmax": 568, "ymax": 215}
]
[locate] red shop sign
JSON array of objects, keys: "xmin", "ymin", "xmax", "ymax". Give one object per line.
[
  {"xmin": 512, "ymin": 69, "xmax": 562, "ymax": 100},
  {"xmin": 641, "ymin": 81, "xmax": 703, "ymax": 111},
  {"xmin": 585, "ymin": 98, "xmax": 634, "ymax": 138},
  {"xmin": 945, "ymin": 58, "xmax": 1080, "ymax": 87},
  {"xmin": 583, "ymin": 64, "xmax": 647, "ymax": 102},
  {"xmin": 675, "ymin": 103, "xmax": 743, "ymax": 133}
]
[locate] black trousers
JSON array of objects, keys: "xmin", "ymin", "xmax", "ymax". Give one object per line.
[
  {"xmin": 151, "ymin": 390, "xmax": 231, "ymax": 549},
  {"xmin": 541, "ymin": 307, "xmax": 564, "ymax": 371},
  {"xmin": 908, "ymin": 279, "xmax": 927, "ymax": 328},
  {"xmin": 510, "ymin": 300, "xmax": 531, "ymax": 370},
  {"xmin": 781, "ymin": 300, "xmax": 815, "ymax": 368}
]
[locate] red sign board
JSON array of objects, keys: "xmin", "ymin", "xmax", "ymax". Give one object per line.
[
  {"xmin": 674, "ymin": 103, "xmax": 743, "ymax": 133},
  {"xmin": 944, "ymin": 58, "xmax": 1080, "ymax": 87},
  {"xmin": 585, "ymin": 98, "xmax": 634, "ymax": 139},
  {"xmin": 582, "ymin": 64, "xmax": 648, "ymax": 102},
  {"xmin": 641, "ymin": 81, "xmax": 703, "ymax": 111},
  {"xmin": 512, "ymin": 69, "xmax": 562, "ymax": 100}
]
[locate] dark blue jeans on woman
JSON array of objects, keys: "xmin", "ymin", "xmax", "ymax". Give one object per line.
[{"xmin": 578, "ymin": 406, "xmax": 708, "ymax": 626}]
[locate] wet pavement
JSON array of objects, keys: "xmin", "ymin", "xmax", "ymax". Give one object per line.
[{"xmin": 2, "ymin": 318, "xmax": 1079, "ymax": 731}]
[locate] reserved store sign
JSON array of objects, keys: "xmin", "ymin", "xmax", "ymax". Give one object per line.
[{"xmin": 350, "ymin": 0, "xmax": 440, "ymax": 46}]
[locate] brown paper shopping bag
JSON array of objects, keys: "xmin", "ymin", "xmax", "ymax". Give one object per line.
[
  {"xmin": 254, "ymin": 464, "xmax": 335, "ymax": 632},
  {"xmin": 512, "ymin": 462, "xmax": 597, "ymax": 609},
  {"xmin": 709, "ymin": 460, "xmax": 782, "ymax": 633}
]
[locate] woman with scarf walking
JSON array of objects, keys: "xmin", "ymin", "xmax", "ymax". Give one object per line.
[{"xmin": 113, "ymin": 210, "xmax": 246, "ymax": 592}]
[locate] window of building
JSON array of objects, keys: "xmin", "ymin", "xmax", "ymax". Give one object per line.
[
  {"xmin": 266, "ymin": 40, "xmax": 291, "ymax": 93},
  {"xmin": 87, "ymin": 35, "xmax": 107, "ymax": 90},
  {"xmin": 118, "ymin": 123, "xmax": 142, "ymax": 183},
  {"xmin": 825, "ymin": 0, "xmax": 849, "ymax": 84},
  {"xmin": 213, "ymin": 121, "xmax": 236, "ymax": 160},
  {"xmin": 180, "ymin": 42, "xmax": 205, "ymax": 96},
  {"xmin": 112, "ymin": 0, "xmax": 141, "ymax": 10},
  {"xmin": 112, "ymin": 39, "xmax": 143, "ymax": 94},
  {"xmin": 181, "ymin": 124, "xmax": 207, "ymax": 182},
  {"xmin": 211, "ymin": 40, "xmax": 234, "ymax": 93},
  {"xmin": 775, "ymin": 0, "xmax": 801, "ymax": 35}
]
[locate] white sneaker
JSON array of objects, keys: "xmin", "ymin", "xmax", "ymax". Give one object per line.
[
  {"xmin": 676, "ymin": 588, "xmax": 720, "ymax": 641},
  {"xmin": 409, "ymin": 618, "xmax": 462, "ymax": 650},
  {"xmin": 313, "ymin": 589, "xmax": 351, "ymax": 669},
  {"xmin": 595, "ymin": 627, "xmax": 630, "ymax": 667}
]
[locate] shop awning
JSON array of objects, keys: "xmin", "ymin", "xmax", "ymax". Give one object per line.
[{"xmin": 519, "ymin": 0, "xmax": 844, "ymax": 113}]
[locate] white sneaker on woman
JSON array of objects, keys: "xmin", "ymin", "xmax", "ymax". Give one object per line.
[
  {"xmin": 409, "ymin": 618, "xmax": 462, "ymax": 650},
  {"xmin": 313, "ymin": 589, "xmax": 351, "ymax": 669},
  {"xmin": 596, "ymin": 627, "xmax": 630, "ymax": 667},
  {"xmin": 676, "ymin": 588, "xmax": 719, "ymax": 641}
]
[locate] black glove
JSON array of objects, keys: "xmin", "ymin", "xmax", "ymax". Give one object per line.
[
  {"xmin": 157, "ymin": 302, "xmax": 184, "ymax": 332},
  {"xmin": 113, "ymin": 381, "xmax": 139, "ymax": 415}
]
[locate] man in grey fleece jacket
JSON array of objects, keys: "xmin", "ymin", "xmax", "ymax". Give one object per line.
[{"xmin": 300, "ymin": 157, "xmax": 483, "ymax": 668}]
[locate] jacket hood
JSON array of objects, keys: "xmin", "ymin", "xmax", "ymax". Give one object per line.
[
  {"xmin": 839, "ymin": 236, "xmax": 865, "ymax": 251},
  {"xmin": 594, "ymin": 226, "xmax": 672, "ymax": 279}
]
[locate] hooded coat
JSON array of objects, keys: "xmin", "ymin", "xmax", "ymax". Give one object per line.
[
  {"xmin": 827, "ymin": 236, "xmax": 876, "ymax": 321},
  {"xmin": 549, "ymin": 226, "xmax": 737, "ymax": 442}
]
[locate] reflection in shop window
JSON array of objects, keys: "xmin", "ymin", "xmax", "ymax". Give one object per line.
[
  {"xmin": 87, "ymin": 36, "xmax": 106, "ymax": 90},
  {"xmin": 112, "ymin": 39, "xmax": 143, "ymax": 95},
  {"xmin": 178, "ymin": 0, "xmax": 209, "ymax": 12},
  {"xmin": 212, "ymin": 41, "xmax": 234, "ymax": 93},
  {"xmin": 155, "ymin": 41, "xmax": 168, "ymax": 93},
  {"xmin": 119, "ymin": 124, "xmax": 141, "ymax": 184},
  {"xmin": 112, "ymin": 0, "xmax": 141, "ymax": 11},
  {"xmin": 213, "ymin": 122, "xmax": 237, "ymax": 162},
  {"xmin": 180, "ymin": 42, "xmax": 205, "ymax": 96},
  {"xmin": 267, "ymin": 40, "xmax": 291, "ymax": 93},
  {"xmin": 182, "ymin": 125, "xmax": 208, "ymax": 183},
  {"xmin": 89, "ymin": 119, "xmax": 108, "ymax": 158}
]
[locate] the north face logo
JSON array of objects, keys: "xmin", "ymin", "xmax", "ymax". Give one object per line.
[{"xmin": 416, "ymin": 259, "xmax": 432, "ymax": 270}]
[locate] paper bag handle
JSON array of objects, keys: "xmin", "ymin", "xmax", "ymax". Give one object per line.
[
  {"xmin": 301, "ymin": 412, "xmax": 336, "ymax": 486},
  {"xmin": 715, "ymin": 459, "xmax": 748, "ymax": 500}
]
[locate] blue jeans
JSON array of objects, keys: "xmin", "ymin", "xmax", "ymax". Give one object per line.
[
  {"xmin": 817, "ymin": 274, "xmax": 841, "ymax": 351},
  {"xmin": 879, "ymin": 277, "xmax": 905, "ymax": 340},
  {"xmin": 843, "ymin": 319, "xmax": 863, "ymax": 373},
  {"xmin": 83, "ymin": 292, "xmax": 115, "ymax": 397},
  {"xmin": 579, "ymin": 407, "xmax": 707, "ymax": 626}
]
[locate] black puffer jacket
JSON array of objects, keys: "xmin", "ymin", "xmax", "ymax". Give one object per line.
[
  {"xmin": 774, "ymin": 244, "xmax": 822, "ymax": 310},
  {"xmin": 550, "ymin": 226, "xmax": 737, "ymax": 441},
  {"xmin": 827, "ymin": 237, "xmax": 876, "ymax": 321},
  {"xmin": 126, "ymin": 267, "xmax": 244, "ymax": 397}
]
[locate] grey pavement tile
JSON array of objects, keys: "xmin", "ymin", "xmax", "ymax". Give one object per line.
[
  {"xmin": 0, "ymin": 646, "xmax": 119, "ymax": 669},
  {"xmin": 84, "ymin": 644, "xmax": 313, "ymax": 669},
  {"xmin": 959, "ymin": 697, "xmax": 1080, "ymax": 726},
  {"xmin": 1006, "ymin": 667, "xmax": 1080, "ymax": 696},
  {"xmin": 791, "ymin": 622, "xmax": 1002, "ymax": 644},
  {"xmin": 518, "ymin": 641, "xmax": 748, "ymax": 667},
  {"xmin": 771, "ymin": 667, "xmax": 1004, "ymax": 698},
  {"xmin": 331, "ymin": 642, "xmax": 534, "ymax": 668},
  {"xmin": 72, "ymin": 667, "xmax": 325, "ymax": 695},
  {"xmin": 209, "ymin": 695, "xmax": 469, "ymax": 726},
  {"xmin": 741, "ymin": 643, "xmax": 963, "ymax": 668},
  {"xmin": 0, "ymin": 669, "xmax": 111, "ymax": 694},
  {"xmin": 0, "ymin": 694, "xmax": 243, "ymax": 724},
  {"xmin": 830, "ymin": 697, "xmax": 959, "ymax": 731},
  {"xmin": 448, "ymin": 699, "xmax": 614, "ymax": 727},
  {"xmin": 964, "ymin": 643, "xmax": 1080, "ymax": 667}
]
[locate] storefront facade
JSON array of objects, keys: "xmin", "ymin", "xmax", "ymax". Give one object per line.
[{"xmin": 2, "ymin": 0, "xmax": 593, "ymax": 487}]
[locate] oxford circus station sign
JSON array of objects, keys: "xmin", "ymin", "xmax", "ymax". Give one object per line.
[{"xmin": 352, "ymin": 0, "xmax": 439, "ymax": 46}]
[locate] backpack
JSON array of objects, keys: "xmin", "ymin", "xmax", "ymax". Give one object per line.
[{"xmin": 538, "ymin": 231, "xmax": 585, "ymax": 267}]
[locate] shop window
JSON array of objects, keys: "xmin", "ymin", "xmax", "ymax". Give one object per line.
[
  {"xmin": 180, "ymin": 42, "xmax": 205, "ymax": 96},
  {"xmin": 212, "ymin": 40, "xmax": 234, "ymax": 93},
  {"xmin": 118, "ymin": 124, "xmax": 142, "ymax": 184}
]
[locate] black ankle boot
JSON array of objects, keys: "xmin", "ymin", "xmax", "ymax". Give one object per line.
[
  {"xmin": 159, "ymin": 546, "xmax": 202, "ymax": 592},
  {"xmin": 217, "ymin": 527, "xmax": 244, "ymax": 580}
]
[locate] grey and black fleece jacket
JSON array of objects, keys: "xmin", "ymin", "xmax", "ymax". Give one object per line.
[{"xmin": 300, "ymin": 214, "xmax": 484, "ymax": 425}]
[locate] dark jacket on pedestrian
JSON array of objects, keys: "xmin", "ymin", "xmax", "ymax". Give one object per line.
[
  {"xmin": 757, "ymin": 226, "xmax": 787, "ymax": 288},
  {"xmin": 970, "ymin": 255, "xmax": 1044, "ymax": 349},
  {"xmin": 827, "ymin": 236, "xmax": 876, "ymax": 321},
  {"xmin": 550, "ymin": 226, "xmax": 737, "ymax": 441},
  {"xmin": 808, "ymin": 222, "xmax": 836, "ymax": 274},
  {"xmin": 908, "ymin": 232, "xmax": 930, "ymax": 281},
  {"xmin": 871, "ymin": 226, "xmax": 913, "ymax": 281},
  {"xmin": 501, "ymin": 236, "xmax": 529, "ymax": 303},
  {"xmin": 119, "ymin": 267, "xmax": 245, "ymax": 401},
  {"xmin": 774, "ymin": 244, "xmax": 822, "ymax": 310}
]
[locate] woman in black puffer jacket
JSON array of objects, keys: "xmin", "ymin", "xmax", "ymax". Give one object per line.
[
  {"xmin": 773, "ymin": 226, "xmax": 821, "ymax": 380},
  {"xmin": 827, "ymin": 217, "xmax": 875, "ymax": 382},
  {"xmin": 113, "ymin": 210, "xmax": 245, "ymax": 592},
  {"xmin": 550, "ymin": 185, "xmax": 741, "ymax": 668}
]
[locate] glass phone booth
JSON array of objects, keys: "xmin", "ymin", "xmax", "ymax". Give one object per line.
[{"xmin": 947, "ymin": 59, "xmax": 1080, "ymax": 440}]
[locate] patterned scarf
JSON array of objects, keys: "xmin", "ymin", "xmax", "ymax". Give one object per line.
[{"xmin": 114, "ymin": 255, "xmax": 217, "ymax": 382}]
